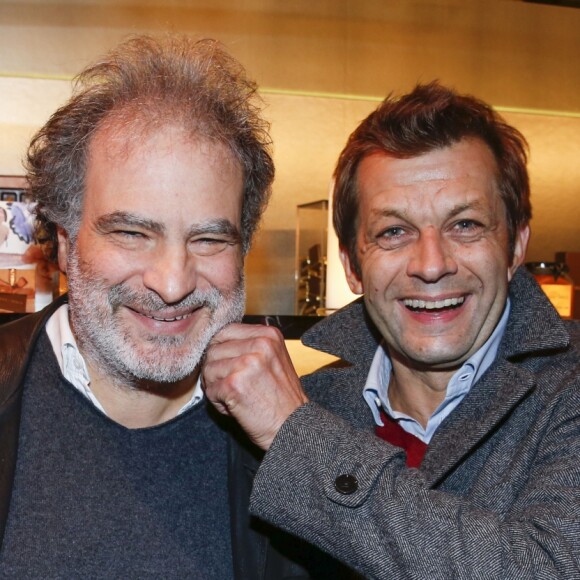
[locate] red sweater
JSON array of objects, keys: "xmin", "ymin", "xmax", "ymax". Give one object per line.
[{"xmin": 375, "ymin": 410, "xmax": 428, "ymax": 468}]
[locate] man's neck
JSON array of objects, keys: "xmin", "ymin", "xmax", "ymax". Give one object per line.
[
  {"xmin": 86, "ymin": 360, "xmax": 199, "ymax": 429},
  {"xmin": 387, "ymin": 362, "xmax": 455, "ymax": 429}
]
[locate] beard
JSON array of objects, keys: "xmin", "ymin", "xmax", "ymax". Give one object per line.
[{"xmin": 65, "ymin": 245, "xmax": 245, "ymax": 387}]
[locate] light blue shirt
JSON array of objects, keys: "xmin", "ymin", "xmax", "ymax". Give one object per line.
[{"xmin": 363, "ymin": 300, "xmax": 511, "ymax": 444}]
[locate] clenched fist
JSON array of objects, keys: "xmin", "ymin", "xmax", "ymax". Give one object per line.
[{"xmin": 202, "ymin": 323, "xmax": 309, "ymax": 450}]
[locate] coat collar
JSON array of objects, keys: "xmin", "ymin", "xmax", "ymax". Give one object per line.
[
  {"xmin": 301, "ymin": 297, "xmax": 381, "ymax": 364},
  {"xmin": 499, "ymin": 268, "xmax": 570, "ymax": 359},
  {"xmin": 0, "ymin": 294, "xmax": 68, "ymax": 405}
]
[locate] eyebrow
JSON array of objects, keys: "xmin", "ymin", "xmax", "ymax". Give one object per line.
[
  {"xmin": 370, "ymin": 200, "xmax": 487, "ymax": 222},
  {"xmin": 186, "ymin": 218, "xmax": 242, "ymax": 242},
  {"xmin": 95, "ymin": 211, "xmax": 241, "ymax": 242},
  {"xmin": 370, "ymin": 208, "xmax": 408, "ymax": 221},
  {"xmin": 96, "ymin": 212, "xmax": 163, "ymax": 234},
  {"xmin": 447, "ymin": 202, "xmax": 479, "ymax": 219}
]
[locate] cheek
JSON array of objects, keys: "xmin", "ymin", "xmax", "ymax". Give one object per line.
[
  {"xmin": 79, "ymin": 248, "xmax": 138, "ymax": 286},
  {"xmin": 196, "ymin": 252, "xmax": 243, "ymax": 291},
  {"xmin": 361, "ymin": 252, "xmax": 401, "ymax": 294},
  {"xmin": 361, "ymin": 272, "xmax": 392, "ymax": 308},
  {"xmin": 458, "ymin": 240, "xmax": 510, "ymax": 275},
  {"xmin": 485, "ymin": 246, "xmax": 511, "ymax": 283}
]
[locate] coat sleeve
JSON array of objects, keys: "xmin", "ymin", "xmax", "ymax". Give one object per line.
[{"xmin": 249, "ymin": 388, "xmax": 580, "ymax": 580}]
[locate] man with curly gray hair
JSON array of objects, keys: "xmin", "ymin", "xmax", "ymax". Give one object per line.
[{"xmin": 0, "ymin": 35, "xmax": 352, "ymax": 578}]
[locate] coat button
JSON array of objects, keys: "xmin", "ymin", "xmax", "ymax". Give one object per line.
[{"xmin": 335, "ymin": 473, "xmax": 358, "ymax": 495}]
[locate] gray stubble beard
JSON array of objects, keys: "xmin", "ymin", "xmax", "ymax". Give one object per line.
[{"xmin": 66, "ymin": 245, "xmax": 245, "ymax": 390}]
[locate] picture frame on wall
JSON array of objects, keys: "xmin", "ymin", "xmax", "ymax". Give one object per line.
[
  {"xmin": 0, "ymin": 175, "xmax": 29, "ymax": 203},
  {"xmin": 0, "ymin": 175, "xmax": 37, "ymax": 313}
]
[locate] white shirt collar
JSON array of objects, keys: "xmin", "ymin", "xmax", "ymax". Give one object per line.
[{"xmin": 45, "ymin": 304, "xmax": 203, "ymax": 418}]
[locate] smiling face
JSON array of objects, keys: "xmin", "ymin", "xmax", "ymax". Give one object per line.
[
  {"xmin": 340, "ymin": 138, "xmax": 529, "ymax": 373},
  {"xmin": 58, "ymin": 122, "xmax": 245, "ymax": 387}
]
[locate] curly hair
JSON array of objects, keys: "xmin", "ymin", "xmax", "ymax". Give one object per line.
[
  {"xmin": 26, "ymin": 34, "xmax": 274, "ymax": 259},
  {"xmin": 334, "ymin": 81, "xmax": 531, "ymax": 278}
]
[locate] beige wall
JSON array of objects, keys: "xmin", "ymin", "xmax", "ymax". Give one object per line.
[
  {"xmin": 1, "ymin": 0, "xmax": 579, "ymax": 314},
  {"xmin": 2, "ymin": 0, "xmax": 580, "ymax": 112}
]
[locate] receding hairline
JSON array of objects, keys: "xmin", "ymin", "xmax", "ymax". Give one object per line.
[{"xmin": 88, "ymin": 109, "xmax": 243, "ymax": 168}]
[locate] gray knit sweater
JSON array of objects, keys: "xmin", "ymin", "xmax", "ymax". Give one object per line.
[{"xmin": 0, "ymin": 331, "xmax": 233, "ymax": 578}]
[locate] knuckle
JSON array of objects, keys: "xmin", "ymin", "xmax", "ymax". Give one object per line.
[
  {"xmin": 262, "ymin": 325, "xmax": 283, "ymax": 340},
  {"xmin": 238, "ymin": 352, "xmax": 262, "ymax": 372},
  {"xmin": 252, "ymin": 336, "xmax": 272, "ymax": 352},
  {"xmin": 252, "ymin": 329, "xmax": 282, "ymax": 352},
  {"xmin": 224, "ymin": 369, "xmax": 246, "ymax": 393}
]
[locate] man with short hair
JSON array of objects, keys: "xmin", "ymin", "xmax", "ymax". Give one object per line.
[
  {"xmin": 204, "ymin": 82, "xmax": 580, "ymax": 578},
  {"xmin": 0, "ymin": 35, "xmax": 351, "ymax": 578}
]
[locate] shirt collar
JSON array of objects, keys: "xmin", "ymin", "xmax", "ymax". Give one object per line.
[{"xmin": 45, "ymin": 304, "xmax": 203, "ymax": 418}]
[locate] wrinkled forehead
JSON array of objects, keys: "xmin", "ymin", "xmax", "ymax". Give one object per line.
[
  {"xmin": 355, "ymin": 138, "xmax": 501, "ymax": 203},
  {"xmin": 89, "ymin": 108, "xmax": 237, "ymax": 167}
]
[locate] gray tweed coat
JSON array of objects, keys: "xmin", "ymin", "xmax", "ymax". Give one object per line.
[{"xmin": 250, "ymin": 269, "xmax": 580, "ymax": 579}]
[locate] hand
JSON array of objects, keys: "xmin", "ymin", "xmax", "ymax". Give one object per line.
[{"xmin": 203, "ymin": 323, "xmax": 309, "ymax": 450}]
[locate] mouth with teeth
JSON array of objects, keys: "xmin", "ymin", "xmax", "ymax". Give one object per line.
[
  {"xmin": 125, "ymin": 305, "xmax": 204, "ymax": 332},
  {"xmin": 403, "ymin": 296, "xmax": 465, "ymax": 311},
  {"xmin": 141, "ymin": 311, "xmax": 195, "ymax": 322}
]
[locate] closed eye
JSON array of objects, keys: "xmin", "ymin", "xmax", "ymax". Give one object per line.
[
  {"xmin": 115, "ymin": 230, "xmax": 146, "ymax": 237},
  {"xmin": 190, "ymin": 237, "xmax": 232, "ymax": 256},
  {"xmin": 109, "ymin": 229, "xmax": 150, "ymax": 242},
  {"xmin": 105, "ymin": 229, "xmax": 151, "ymax": 249}
]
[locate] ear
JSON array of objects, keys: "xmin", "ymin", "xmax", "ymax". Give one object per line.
[
  {"xmin": 508, "ymin": 225, "xmax": 530, "ymax": 281},
  {"xmin": 56, "ymin": 227, "xmax": 70, "ymax": 274},
  {"xmin": 339, "ymin": 245, "xmax": 364, "ymax": 295}
]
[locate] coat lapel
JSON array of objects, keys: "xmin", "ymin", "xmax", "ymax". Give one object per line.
[
  {"xmin": 301, "ymin": 362, "xmax": 376, "ymax": 432},
  {"xmin": 228, "ymin": 428, "xmax": 270, "ymax": 579},
  {"xmin": 421, "ymin": 360, "xmax": 536, "ymax": 486},
  {"xmin": 0, "ymin": 393, "xmax": 22, "ymax": 547},
  {"xmin": 421, "ymin": 270, "xmax": 571, "ymax": 485},
  {"xmin": 301, "ymin": 299, "xmax": 379, "ymax": 432}
]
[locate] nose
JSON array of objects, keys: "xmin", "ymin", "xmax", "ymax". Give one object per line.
[
  {"xmin": 142, "ymin": 243, "xmax": 196, "ymax": 305},
  {"xmin": 406, "ymin": 227, "xmax": 457, "ymax": 282}
]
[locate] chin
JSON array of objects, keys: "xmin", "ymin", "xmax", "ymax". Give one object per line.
[
  {"xmin": 119, "ymin": 344, "xmax": 204, "ymax": 384},
  {"xmin": 399, "ymin": 341, "xmax": 473, "ymax": 369}
]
